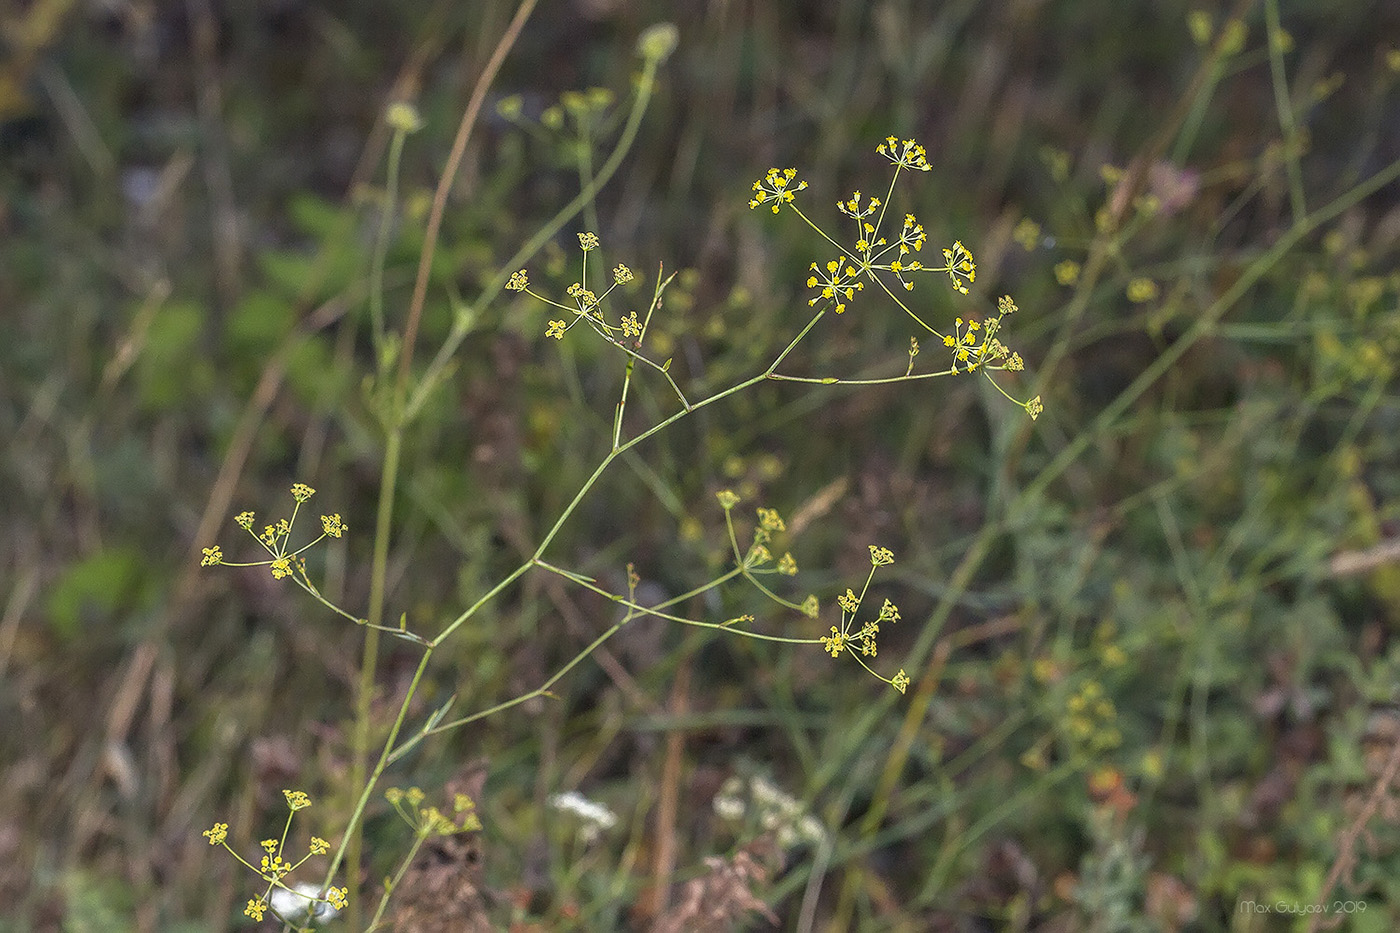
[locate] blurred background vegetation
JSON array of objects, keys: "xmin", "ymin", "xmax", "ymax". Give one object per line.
[{"xmin": 5, "ymin": 0, "xmax": 1400, "ymax": 930}]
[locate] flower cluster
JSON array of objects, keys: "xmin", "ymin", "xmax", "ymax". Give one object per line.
[
  {"xmin": 199, "ymin": 484, "xmax": 347, "ymax": 582},
  {"xmin": 717, "ymin": 492, "xmax": 803, "ymax": 580},
  {"xmin": 507, "ymin": 233, "xmax": 655, "ymax": 353},
  {"xmin": 549, "ymin": 789, "xmax": 618, "ymax": 845},
  {"xmin": 1063, "ymin": 679, "xmax": 1123, "ymax": 758},
  {"xmin": 712, "ymin": 491, "xmax": 815, "ymax": 626},
  {"xmin": 941, "ymin": 240, "xmax": 976, "ymax": 294},
  {"xmin": 200, "ymin": 789, "xmax": 347, "ymax": 925},
  {"xmin": 876, "ymin": 135, "xmax": 932, "ymax": 172},
  {"xmin": 748, "ymin": 167, "xmax": 808, "ymax": 213},
  {"xmin": 385, "ymin": 785, "xmax": 483, "ymax": 839},
  {"xmin": 712, "ymin": 773, "xmax": 828, "ymax": 851},
  {"xmin": 748, "ymin": 135, "xmax": 1041, "ymax": 421},
  {"xmin": 806, "ymin": 256, "xmax": 864, "ymax": 314},
  {"xmin": 818, "ymin": 545, "xmax": 909, "ymax": 693}
]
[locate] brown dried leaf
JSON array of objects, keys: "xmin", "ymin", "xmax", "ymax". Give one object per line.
[{"xmin": 650, "ymin": 845, "xmax": 779, "ymax": 933}]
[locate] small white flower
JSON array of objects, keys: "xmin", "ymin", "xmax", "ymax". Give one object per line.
[
  {"xmin": 713, "ymin": 777, "xmax": 746, "ymax": 821},
  {"xmin": 714, "ymin": 774, "xmax": 829, "ymax": 850},
  {"xmin": 269, "ymin": 881, "xmax": 339, "ymax": 924},
  {"xmin": 550, "ymin": 790, "xmax": 618, "ymax": 844}
]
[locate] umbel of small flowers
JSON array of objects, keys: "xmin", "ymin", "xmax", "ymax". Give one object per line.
[
  {"xmin": 506, "ymin": 232, "xmax": 690, "ymax": 410},
  {"xmin": 378, "ymin": 785, "xmax": 484, "ymax": 905},
  {"xmin": 201, "ymin": 789, "xmax": 348, "ymax": 926},
  {"xmin": 749, "ymin": 136, "xmax": 1042, "ymax": 421},
  {"xmin": 507, "ymin": 232, "xmax": 639, "ymax": 342},
  {"xmin": 384, "ymin": 785, "xmax": 483, "ymax": 839},
  {"xmin": 200, "ymin": 483, "xmax": 345, "ymax": 583},
  {"xmin": 819, "ymin": 545, "xmax": 911, "ymax": 694},
  {"xmin": 199, "ymin": 483, "xmax": 402, "ymax": 639},
  {"xmin": 711, "ymin": 492, "xmax": 906, "ymax": 690},
  {"xmin": 715, "ymin": 490, "xmax": 819, "ymax": 621}
]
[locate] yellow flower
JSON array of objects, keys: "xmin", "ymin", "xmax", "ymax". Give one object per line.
[
  {"xmin": 284, "ymin": 789, "xmax": 312, "ymax": 811},
  {"xmin": 202, "ymin": 823, "xmax": 228, "ymax": 846},
  {"xmin": 748, "ymin": 168, "xmax": 808, "ymax": 213},
  {"xmin": 756, "ymin": 507, "xmax": 786, "ymax": 533},
  {"xmin": 578, "ymin": 232, "xmax": 600, "ymax": 251},
  {"xmin": 638, "ymin": 23, "xmax": 679, "ymax": 61},
  {"xmin": 506, "ymin": 270, "xmax": 529, "ymax": 291},
  {"xmin": 259, "ymin": 854, "xmax": 290, "ymax": 879},
  {"xmin": 290, "ymin": 483, "xmax": 315, "ymax": 502},
  {"xmin": 876, "ymin": 136, "xmax": 932, "ymax": 172},
  {"xmin": 200, "ymin": 546, "xmax": 223, "ymax": 566},
  {"xmin": 1013, "ymin": 219, "xmax": 1041, "ymax": 251},
  {"xmin": 244, "ymin": 899, "xmax": 266, "ymax": 921},
  {"xmin": 942, "ymin": 241, "xmax": 976, "ymax": 294},
  {"xmin": 821, "ymin": 627, "xmax": 847, "ymax": 657},
  {"xmin": 321, "ymin": 513, "xmax": 346, "ymax": 538},
  {"xmin": 806, "ymin": 256, "xmax": 864, "ymax": 312},
  {"xmin": 386, "ymin": 102, "xmax": 423, "ymax": 134},
  {"xmin": 1126, "ymin": 277, "xmax": 1159, "ymax": 303}
]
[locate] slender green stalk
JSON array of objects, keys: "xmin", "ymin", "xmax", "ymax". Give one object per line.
[
  {"xmin": 368, "ymin": 128, "xmax": 407, "ymax": 354},
  {"xmin": 365, "ymin": 830, "xmax": 429, "ymax": 930},
  {"xmin": 405, "ymin": 38, "xmax": 669, "ymax": 424},
  {"xmin": 322, "ymin": 647, "xmax": 434, "ymax": 898},
  {"xmin": 432, "ymin": 307, "xmax": 826, "ymax": 647},
  {"xmin": 529, "ymin": 560, "xmax": 816, "ymax": 644},
  {"xmin": 404, "ymin": 619, "xmax": 629, "ymax": 751},
  {"xmin": 1263, "ymin": 0, "xmax": 1308, "ymax": 223},
  {"xmin": 344, "ymin": 426, "xmax": 401, "ymax": 929}
]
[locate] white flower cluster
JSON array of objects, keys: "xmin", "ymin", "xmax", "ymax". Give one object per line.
[
  {"xmin": 712, "ymin": 774, "xmax": 827, "ymax": 850},
  {"xmin": 549, "ymin": 790, "xmax": 619, "ymax": 844}
]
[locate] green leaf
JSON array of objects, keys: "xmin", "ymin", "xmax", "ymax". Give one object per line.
[
  {"xmin": 136, "ymin": 300, "xmax": 209, "ymax": 409},
  {"xmin": 44, "ymin": 548, "xmax": 146, "ymax": 641},
  {"xmin": 61, "ymin": 869, "xmax": 137, "ymax": 933}
]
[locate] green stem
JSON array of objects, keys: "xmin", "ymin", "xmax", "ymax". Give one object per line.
[
  {"xmin": 366, "ymin": 829, "xmax": 429, "ymax": 930},
  {"xmin": 369, "ymin": 129, "xmax": 407, "ymax": 354},
  {"xmin": 344, "ymin": 426, "xmax": 401, "ymax": 928},
  {"xmin": 405, "ymin": 43, "xmax": 667, "ymax": 425},
  {"xmin": 323, "ymin": 646, "xmax": 434, "ymax": 905}
]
